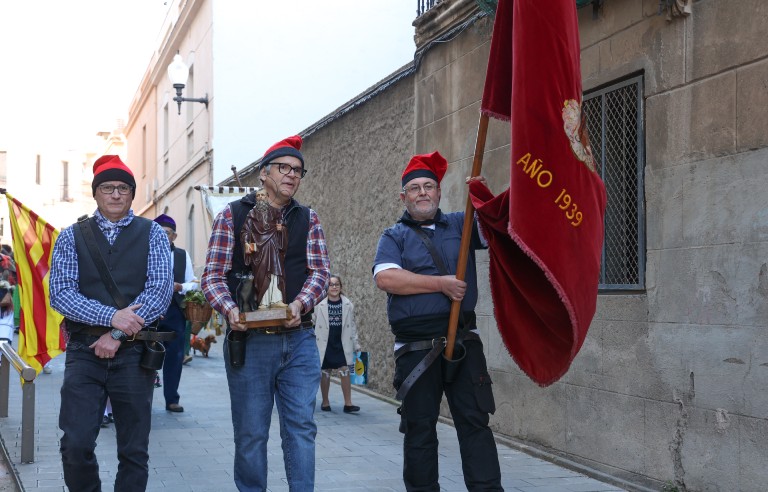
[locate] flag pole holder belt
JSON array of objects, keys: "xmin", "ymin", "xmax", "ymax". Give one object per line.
[
  {"xmin": 71, "ymin": 326, "xmax": 176, "ymax": 342},
  {"xmin": 394, "ymin": 331, "xmax": 479, "ymax": 401}
]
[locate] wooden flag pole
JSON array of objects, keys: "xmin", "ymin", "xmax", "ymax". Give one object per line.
[{"xmin": 445, "ymin": 113, "xmax": 490, "ymax": 360}]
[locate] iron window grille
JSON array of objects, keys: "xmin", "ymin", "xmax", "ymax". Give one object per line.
[{"xmin": 583, "ymin": 75, "xmax": 646, "ymax": 290}]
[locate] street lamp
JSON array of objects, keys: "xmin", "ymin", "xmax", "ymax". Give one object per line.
[{"xmin": 167, "ymin": 53, "xmax": 209, "ymax": 115}]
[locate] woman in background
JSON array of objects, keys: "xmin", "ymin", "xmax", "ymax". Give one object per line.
[{"xmin": 314, "ymin": 275, "xmax": 361, "ymax": 413}]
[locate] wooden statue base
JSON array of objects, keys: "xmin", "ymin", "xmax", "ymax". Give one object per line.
[{"xmin": 239, "ymin": 307, "xmax": 292, "ymax": 328}]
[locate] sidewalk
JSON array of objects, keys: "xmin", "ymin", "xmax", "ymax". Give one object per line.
[{"xmin": 0, "ymin": 335, "xmax": 626, "ymax": 491}]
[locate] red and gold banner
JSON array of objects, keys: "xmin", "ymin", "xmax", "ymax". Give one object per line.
[
  {"xmin": 5, "ymin": 193, "xmax": 65, "ymax": 375},
  {"xmin": 470, "ymin": 0, "xmax": 607, "ymax": 385}
]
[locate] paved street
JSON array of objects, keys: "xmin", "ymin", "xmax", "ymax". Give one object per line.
[{"xmin": 0, "ymin": 335, "xmax": 626, "ymax": 491}]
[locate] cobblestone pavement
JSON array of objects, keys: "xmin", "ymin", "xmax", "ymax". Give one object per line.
[{"xmin": 0, "ymin": 335, "xmax": 626, "ymax": 491}]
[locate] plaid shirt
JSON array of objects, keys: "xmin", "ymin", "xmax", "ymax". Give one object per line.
[
  {"xmin": 202, "ymin": 201, "xmax": 330, "ymax": 317},
  {"xmin": 49, "ymin": 209, "xmax": 173, "ymax": 327}
]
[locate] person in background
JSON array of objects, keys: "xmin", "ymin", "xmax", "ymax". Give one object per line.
[
  {"xmin": 12, "ymin": 282, "xmax": 19, "ymax": 335},
  {"xmin": 182, "ymin": 321, "xmax": 193, "ymax": 365},
  {"xmin": 372, "ymin": 151, "xmax": 502, "ymax": 491},
  {"xmin": 201, "ymin": 135, "xmax": 330, "ymax": 491},
  {"xmin": 0, "ymin": 245, "xmax": 18, "ymax": 334},
  {"xmin": 154, "ymin": 213, "xmax": 197, "ymax": 413},
  {"xmin": 0, "ymin": 245, "xmax": 16, "ymax": 285},
  {"xmin": 49, "ymin": 154, "xmax": 173, "ymax": 491},
  {"xmin": 0, "ymin": 280, "xmax": 14, "ymax": 343},
  {"xmin": 313, "ymin": 274, "xmax": 361, "ymax": 413}
]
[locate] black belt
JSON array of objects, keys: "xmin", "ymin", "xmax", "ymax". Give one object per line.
[
  {"xmin": 248, "ymin": 320, "xmax": 313, "ymax": 335},
  {"xmin": 70, "ymin": 326, "xmax": 176, "ymax": 342},
  {"xmin": 395, "ymin": 331, "xmax": 480, "ymax": 401}
]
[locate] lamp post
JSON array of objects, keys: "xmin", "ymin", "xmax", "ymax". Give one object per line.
[{"xmin": 167, "ymin": 54, "xmax": 209, "ymax": 115}]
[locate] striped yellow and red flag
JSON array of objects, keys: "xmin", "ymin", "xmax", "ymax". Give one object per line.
[{"xmin": 4, "ymin": 193, "xmax": 65, "ymax": 374}]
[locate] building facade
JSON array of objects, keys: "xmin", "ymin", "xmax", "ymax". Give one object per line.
[
  {"xmin": 0, "ymin": 126, "xmax": 123, "ymax": 242},
  {"xmin": 125, "ymin": 0, "xmax": 214, "ymax": 273}
]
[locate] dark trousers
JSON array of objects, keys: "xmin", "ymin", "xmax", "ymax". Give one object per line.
[
  {"xmin": 59, "ymin": 334, "xmax": 155, "ymax": 492},
  {"xmin": 394, "ymin": 339, "xmax": 503, "ymax": 492},
  {"xmin": 183, "ymin": 320, "xmax": 191, "ymax": 356},
  {"xmin": 159, "ymin": 302, "xmax": 185, "ymax": 406}
]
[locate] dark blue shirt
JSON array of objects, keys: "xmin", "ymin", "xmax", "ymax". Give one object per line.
[{"xmin": 373, "ymin": 210, "xmax": 485, "ymax": 325}]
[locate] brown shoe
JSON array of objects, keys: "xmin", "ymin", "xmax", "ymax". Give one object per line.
[{"xmin": 166, "ymin": 403, "xmax": 184, "ymax": 413}]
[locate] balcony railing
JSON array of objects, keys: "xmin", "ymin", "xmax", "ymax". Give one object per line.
[
  {"xmin": 418, "ymin": 0, "xmax": 601, "ymax": 18},
  {"xmin": 417, "ymin": 0, "xmax": 440, "ymax": 17}
]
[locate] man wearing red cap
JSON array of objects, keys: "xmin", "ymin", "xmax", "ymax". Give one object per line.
[
  {"xmin": 373, "ymin": 151, "xmax": 502, "ymax": 491},
  {"xmin": 202, "ymin": 135, "xmax": 330, "ymax": 491},
  {"xmin": 50, "ymin": 155, "xmax": 174, "ymax": 491}
]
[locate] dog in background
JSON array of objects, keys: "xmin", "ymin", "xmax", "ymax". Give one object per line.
[{"xmin": 190, "ymin": 334, "xmax": 217, "ymax": 357}]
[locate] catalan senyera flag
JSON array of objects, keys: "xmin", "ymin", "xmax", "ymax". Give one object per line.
[
  {"xmin": 4, "ymin": 193, "xmax": 65, "ymax": 374},
  {"xmin": 469, "ymin": 0, "xmax": 607, "ymax": 385}
]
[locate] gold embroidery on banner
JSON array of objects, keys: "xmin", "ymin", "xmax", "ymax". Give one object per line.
[
  {"xmin": 562, "ymin": 99, "xmax": 597, "ymax": 173},
  {"xmin": 515, "ymin": 152, "xmax": 584, "ymax": 227}
]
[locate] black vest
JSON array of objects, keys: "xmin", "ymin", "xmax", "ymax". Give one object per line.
[
  {"xmin": 228, "ymin": 193, "xmax": 312, "ymax": 321},
  {"xmin": 69, "ymin": 216, "xmax": 151, "ymax": 328},
  {"xmin": 171, "ymin": 246, "xmax": 187, "ymax": 307}
]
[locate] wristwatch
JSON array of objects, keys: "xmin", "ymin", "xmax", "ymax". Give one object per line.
[{"xmin": 110, "ymin": 329, "xmax": 127, "ymax": 341}]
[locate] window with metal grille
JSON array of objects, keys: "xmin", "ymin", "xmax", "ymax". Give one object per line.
[{"xmin": 582, "ymin": 75, "xmax": 645, "ymax": 290}]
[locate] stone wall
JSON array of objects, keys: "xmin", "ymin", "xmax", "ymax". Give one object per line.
[{"xmin": 574, "ymin": 1, "xmax": 767, "ymax": 490}]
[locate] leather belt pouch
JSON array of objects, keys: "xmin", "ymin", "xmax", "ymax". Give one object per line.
[
  {"xmin": 227, "ymin": 330, "xmax": 248, "ymax": 368},
  {"xmin": 140, "ymin": 341, "xmax": 166, "ymax": 370},
  {"xmin": 442, "ymin": 331, "xmax": 479, "ymax": 383},
  {"xmin": 441, "ymin": 341, "xmax": 466, "ymax": 383}
]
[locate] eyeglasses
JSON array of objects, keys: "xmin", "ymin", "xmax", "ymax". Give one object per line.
[
  {"xmin": 98, "ymin": 184, "xmax": 134, "ymax": 195},
  {"xmin": 402, "ymin": 182, "xmax": 438, "ymax": 196},
  {"xmin": 328, "ymin": 283, "xmax": 341, "ymax": 287},
  {"xmin": 275, "ymin": 163, "xmax": 307, "ymax": 179}
]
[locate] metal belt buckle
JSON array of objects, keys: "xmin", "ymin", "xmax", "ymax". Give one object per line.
[
  {"xmin": 127, "ymin": 332, "xmax": 138, "ymax": 342},
  {"xmin": 265, "ymin": 327, "xmax": 279, "ymax": 335},
  {"xmin": 433, "ymin": 337, "xmax": 446, "ymax": 348}
]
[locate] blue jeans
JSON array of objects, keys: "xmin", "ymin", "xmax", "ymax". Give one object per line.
[
  {"xmin": 59, "ymin": 334, "xmax": 155, "ymax": 492},
  {"xmin": 158, "ymin": 302, "xmax": 185, "ymax": 406},
  {"xmin": 225, "ymin": 328, "xmax": 320, "ymax": 492}
]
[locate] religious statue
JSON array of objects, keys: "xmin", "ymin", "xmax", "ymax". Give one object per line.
[{"xmin": 240, "ymin": 188, "xmax": 288, "ymax": 310}]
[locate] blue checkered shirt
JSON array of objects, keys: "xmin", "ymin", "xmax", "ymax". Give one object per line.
[{"xmin": 49, "ymin": 209, "xmax": 173, "ymax": 327}]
